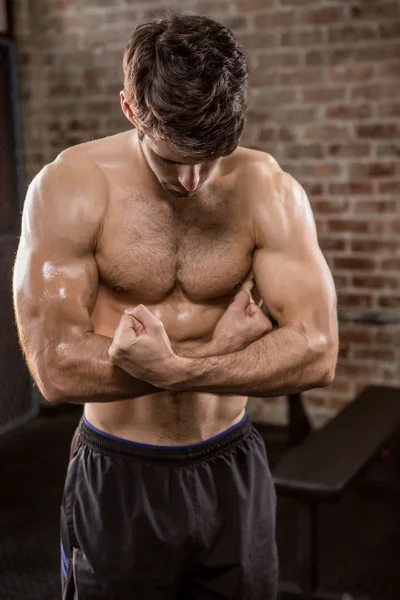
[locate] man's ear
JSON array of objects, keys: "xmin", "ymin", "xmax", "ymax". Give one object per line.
[{"xmin": 120, "ymin": 91, "xmax": 138, "ymax": 127}]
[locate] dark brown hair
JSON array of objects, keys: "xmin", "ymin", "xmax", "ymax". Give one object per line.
[{"xmin": 123, "ymin": 12, "xmax": 249, "ymax": 161}]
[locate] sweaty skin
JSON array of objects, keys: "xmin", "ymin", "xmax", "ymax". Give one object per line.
[{"xmin": 13, "ymin": 129, "xmax": 336, "ymax": 445}]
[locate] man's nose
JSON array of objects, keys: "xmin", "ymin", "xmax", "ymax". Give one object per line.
[{"xmin": 178, "ymin": 165, "xmax": 201, "ymax": 192}]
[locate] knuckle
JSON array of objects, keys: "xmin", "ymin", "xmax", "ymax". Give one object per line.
[{"xmin": 109, "ymin": 346, "xmax": 120, "ymax": 360}]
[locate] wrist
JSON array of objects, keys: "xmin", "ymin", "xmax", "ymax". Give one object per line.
[
  {"xmin": 175, "ymin": 339, "xmax": 220, "ymax": 359},
  {"xmin": 162, "ymin": 355, "xmax": 192, "ymax": 390}
]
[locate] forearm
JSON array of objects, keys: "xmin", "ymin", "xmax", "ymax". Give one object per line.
[
  {"xmin": 171, "ymin": 340, "xmax": 227, "ymax": 358},
  {"xmin": 170, "ymin": 325, "xmax": 330, "ymax": 397},
  {"xmin": 48, "ymin": 332, "xmax": 162, "ymax": 404}
]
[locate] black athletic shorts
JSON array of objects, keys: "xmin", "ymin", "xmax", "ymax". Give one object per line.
[{"xmin": 60, "ymin": 411, "xmax": 278, "ymax": 599}]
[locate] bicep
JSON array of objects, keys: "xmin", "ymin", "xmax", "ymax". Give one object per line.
[
  {"xmin": 252, "ymin": 244, "xmax": 337, "ymax": 338},
  {"xmin": 251, "ymin": 175, "xmax": 337, "ymax": 342},
  {"xmin": 13, "ymin": 159, "xmax": 103, "ymax": 394}
]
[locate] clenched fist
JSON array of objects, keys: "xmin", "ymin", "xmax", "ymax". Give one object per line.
[{"xmin": 212, "ymin": 288, "xmax": 273, "ymax": 354}]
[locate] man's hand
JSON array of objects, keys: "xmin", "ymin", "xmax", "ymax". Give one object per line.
[
  {"xmin": 211, "ymin": 288, "xmax": 273, "ymax": 354},
  {"xmin": 108, "ymin": 305, "xmax": 178, "ymax": 387}
]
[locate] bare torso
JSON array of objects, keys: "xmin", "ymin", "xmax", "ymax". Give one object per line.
[{"xmin": 80, "ymin": 130, "xmax": 267, "ymax": 445}]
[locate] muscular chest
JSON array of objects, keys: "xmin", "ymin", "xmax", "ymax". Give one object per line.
[{"xmin": 95, "ymin": 185, "xmax": 254, "ymax": 301}]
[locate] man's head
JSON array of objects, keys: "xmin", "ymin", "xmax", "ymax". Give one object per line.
[{"xmin": 120, "ymin": 12, "xmax": 249, "ymax": 197}]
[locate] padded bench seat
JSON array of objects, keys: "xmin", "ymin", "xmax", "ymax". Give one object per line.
[{"xmin": 272, "ymin": 385, "xmax": 400, "ymax": 600}]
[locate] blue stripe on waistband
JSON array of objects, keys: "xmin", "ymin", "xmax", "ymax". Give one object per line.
[
  {"xmin": 83, "ymin": 410, "xmax": 248, "ymax": 450},
  {"xmin": 60, "ymin": 541, "xmax": 68, "ymax": 567}
]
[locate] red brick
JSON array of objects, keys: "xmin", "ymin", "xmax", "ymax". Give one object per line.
[
  {"xmin": 302, "ymin": 87, "xmax": 345, "ymax": 103},
  {"xmin": 381, "ymin": 61, "xmax": 400, "ymax": 78},
  {"xmin": 258, "ymin": 128, "xmax": 277, "ymax": 142},
  {"xmin": 315, "ymin": 164, "xmax": 343, "ymax": 177},
  {"xmin": 328, "ymin": 24, "xmax": 378, "ymax": 44},
  {"xmin": 221, "ymin": 15, "xmax": 249, "ymax": 31},
  {"xmin": 64, "ymin": 136, "xmax": 83, "ymax": 147},
  {"xmin": 330, "ymin": 65, "xmax": 374, "ymax": 83},
  {"xmin": 378, "ymin": 296, "xmax": 400, "ymax": 309},
  {"xmin": 356, "ymin": 124, "xmax": 400, "ymax": 139},
  {"xmin": 351, "ymin": 82, "xmax": 400, "ymax": 101},
  {"xmin": 318, "ymin": 237, "xmax": 346, "ymax": 251},
  {"xmin": 379, "ymin": 181, "xmax": 400, "ymax": 193},
  {"xmin": 313, "ymin": 199, "xmax": 350, "ymax": 214},
  {"xmin": 339, "ymin": 329, "xmax": 372, "ymax": 344},
  {"xmin": 254, "ymin": 88, "xmax": 298, "ymax": 105},
  {"xmin": 376, "ymin": 143, "xmax": 400, "ymax": 158},
  {"xmin": 353, "ymin": 275, "xmax": 399, "ymax": 290},
  {"xmin": 305, "ymin": 50, "xmax": 327, "ymax": 66},
  {"xmin": 237, "ymin": 32, "xmax": 276, "ymax": 49},
  {"xmin": 338, "ymin": 294, "xmax": 373, "ymax": 308},
  {"xmin": 326, "ymin": 104, "xmax": 371, "ymax": 119},
  {"xmin": 283, "ymin": 143, "xmax": 323, "ymax": 159},
  {"xmin": 305, "ymin": 123, "xmax": 350, "ymax": 141},
  {"xmin": 280, "ymin": 0, "xmax": 320, "ymax": 5},
  {"xmin": 351, "ymin": 239, "xmax": 398, "ymax": 253},
  {"xmin": 333, "ymin": 275, "xmax": 349, "ymax": 288},
  {"xmin": 329, "ymin": 182, "xmax": 373, "ymax": 195},
  {"xmin": 86, "ymin": 101, "xmax": 114, "ymax": 115},
  {"xmin": 328, "ymin": 220, "xmax": 370, "ymax": 234},
  {"xmin": 277, "ymin": 106, "xmax": 317, "ymax": 124},
  {"xmin": 301, "ymin": 6, "xmax": 344, "ymax": 25},
  {"xmin": 254, "ymin": 10, "xmax": 297, "ymax": 28},
  {"xmin": 314, "ymin": 219, "xmax": 327, "ymax": 235},
  {"xmin": 48, "ymin": 81, "xmax": 74, "ymax": 97},
  {"xmin": 349, "ymin": 162, "xmax": 396, "ymax": 178},
  {"xmin": 330, "ymin": 48, "xmax": 356, "ymax": 65},
  {"xmin": 353, "ymin": 200, "xmax": 398, "ymax": 214},
  {"xmin": 302, "ymin": 182, "xmax": 324, "ymax": 196},
  {"xmin": 354, "ymin": 348, "xmax": 396, "ymax": 361},
  {"xmin": 381, "ymin": 258, "xmax": 400, "ymax": 270},
  {"xmin": 379, "ymin": 21, "xmax": 400, "ymax": 38},
  {"xmin": 378, "ymin": 103, "xmax": 400, "ymax": 118},
  {"xmin": 355, "ymin": 44, "xmax": 400, "ymax": 63},
  {"xmin": 375, "ymin": 328, "xmax": 400, "ymax": 345},
  {"xmin": 258, "ymin": 51, "xmax": 300, "ymax": 67},
  {"xmin": 84, "ymin": 68, "xmax": 101, "ymax": 93},
  {"xmin": 328, "ymin": 143, "xmax": 370, "ymax": 158},
  {"xmin": 368, "ymin": 221, "xmax": 399, "ymax": 234},
  {"xmin": 281, "ymin": 29, "xmax": 324, "ymax": 46},
  {"xmin": 279, "ymin": 68, "xmax": 324, "ymax": 86},
  {"xmin": 248, "ymin": 70, "xmax": 279, "ymax": 86},
  {"xmin": 247, "ymin": 109, "xmax": 272, "ymax": 123},
  {"xmin": 196, "ymin": 0, "xmax": 233, "ymax": 13},
  {"xmin": 236, "ymin": 0, "xmax": 275, "ymax": 10},
  {"xmin": 337, "ymin": 365, "xmax": 376, "ymax": 379},
  {"xmin": 338, "ymin": 346, "xmax": 350, "ymax": 360},
  {"xmin": 277, "ymin": 127, "xmax": 296, "ymax": 141},
  {"xmin": 350, "ymin": 1, "xmax": 400, "ymax": 20}
]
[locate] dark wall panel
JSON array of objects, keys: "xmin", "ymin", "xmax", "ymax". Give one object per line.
[{"xmin": 0, "ymin": 38, "xmax": 36, "ymax": 436}]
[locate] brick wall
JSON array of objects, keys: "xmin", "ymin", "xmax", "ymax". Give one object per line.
[{"xmin": 12, "ymin": 0, "xmax": 400, "ymax": 426}]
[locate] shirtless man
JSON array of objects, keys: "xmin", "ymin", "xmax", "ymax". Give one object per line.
[{"xmin": 13, "ymin": 13, "xmax": 338, "ymax": 600}]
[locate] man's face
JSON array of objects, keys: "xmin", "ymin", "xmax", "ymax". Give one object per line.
[{"xmin": 138, "ymin": 133, "xmax": 221, "ymax": 198}]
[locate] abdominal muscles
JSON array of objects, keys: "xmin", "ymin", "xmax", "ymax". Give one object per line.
[{"xmin": 85, "ymin": 285, "xmax": 247, "ymax": 445}]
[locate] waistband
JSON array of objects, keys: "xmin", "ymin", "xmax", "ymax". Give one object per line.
[{"xmin": 75, "ymin": 411, "xmax": 254, "ymax": 465}]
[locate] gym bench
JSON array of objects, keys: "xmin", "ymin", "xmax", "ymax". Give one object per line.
[{"xmin": 272, "ymin": 385, "xmax": 400, "ymax": 600}]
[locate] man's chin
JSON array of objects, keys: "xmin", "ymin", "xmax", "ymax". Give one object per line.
[{"xmin": 162, "ymin": 183, "xmax": 193, "ymax": 198}]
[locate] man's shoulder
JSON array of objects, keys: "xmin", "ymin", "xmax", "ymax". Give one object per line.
[
  {"xmin": 234, "ymin": 145, "xmax": 277, "ymax": 167},
  {"xmin": 56, "ymin": 130, "xmax": 131, "ymax": 170},
  {"xmin": 29, "ymin": 138, "xmax": 112, "ymax": 215},
  {"xmin": 232, "ymin": 147, "xmax": 307, "ymax": 234},
  {"xmin": 232, "ymin": 146, "xmax": 295, "ymax": 196}
]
